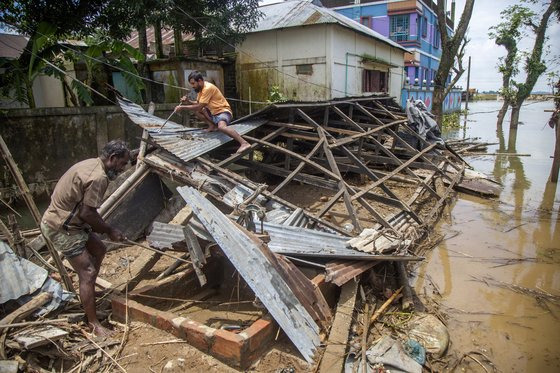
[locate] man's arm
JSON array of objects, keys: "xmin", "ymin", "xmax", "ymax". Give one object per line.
[
  {"xmin": 78, "ymin": 204, "xmax": 124, "ymax": 241},
  {"xmin": 175, "ymin": 102, "xmax": 206, "ymax": 112}
]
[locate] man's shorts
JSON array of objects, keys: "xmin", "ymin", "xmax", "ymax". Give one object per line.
[
  {"xmin": 210, "ymin": 111, "xmax": 232, "ymax": 126},
  {"xmin": 40, "ymin": 221, "xmax": 89, "ymax": 258}
]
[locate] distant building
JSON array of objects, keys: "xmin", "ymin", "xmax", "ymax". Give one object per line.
[
  {"xmin": 323, "ymin": 0, "xmax": 455, "ymax": 87},
  {"xmin": 322, "ymin": 0, "xmax": 461, "ymax": 111},
  {"xmin": 236, "ymin": 0, "xmax": 409, "ymax": 103}
]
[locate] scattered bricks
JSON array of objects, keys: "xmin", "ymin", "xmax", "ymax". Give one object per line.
[
  {"xmin": 182, "ymin": 320, "xmax": 215, "ymax": 353},
  {"xmin": 211, "ymin": 329, "xmax": 247, "ymax": 366}
]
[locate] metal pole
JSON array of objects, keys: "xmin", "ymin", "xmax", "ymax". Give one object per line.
[{"xmin": 465, "ymin": 56, "xmax": 471, "ymax": 111}]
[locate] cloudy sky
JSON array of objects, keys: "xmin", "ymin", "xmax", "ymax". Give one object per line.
[{"xmin": 446, "ymin": 0, "xmax": 559, "ymax": 92}]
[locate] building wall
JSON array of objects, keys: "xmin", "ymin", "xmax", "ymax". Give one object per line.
[
  {"xmin": 0, "ymin": 103, "xmax": 184, "ymax": 189},
  {"xmin": 237, "ymin": 24, "xmax": 405, "ymax": 103},
  {"xmin": 330, "ymin": 24, "xmax": 405, "ymax": 99},
  {"xmin": 237, "ymin": 24, "xmax": 330, "ymax": 104}
]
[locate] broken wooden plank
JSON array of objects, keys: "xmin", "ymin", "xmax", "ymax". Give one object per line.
[
  {"xmin": 183, "ymin": 226, "xmax": 206, "ymax": 287},
  {"xmin": 115, "ymin": 250, "xmax": 162, "ymax": 293},
  {"xmin": 177, "ymin": 186, "xmax": 321, "ymax": 363},
  {"xmin": 318, "ymin": 281, "xmax": 358, "ymax": 373},
  {"xmin": 14, "ymin": 326, "xmax": 68, "ymax": 349}
]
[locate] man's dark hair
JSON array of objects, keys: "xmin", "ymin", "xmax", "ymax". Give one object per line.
[
  {"xmin": 188, "ymin": 71, "xmax": 204, "ymax": 83},
  {"xmin": 101, "ymin": 140, "xmax": 129, "ymax": 159}
]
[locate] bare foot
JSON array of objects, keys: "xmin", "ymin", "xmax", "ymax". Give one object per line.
[
  {"xmin": 90, "ymin": 322, "xmax": 114, "ymax": 338},
  {"xmin": 236, "ymin": 142, "xmax": 251, "ymax": 153},
  {"xmin": 204, "ymin": 125, "xmax": 217, "ymax": 132}
]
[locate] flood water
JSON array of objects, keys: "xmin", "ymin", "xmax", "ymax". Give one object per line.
[{"xmin": 414, "ymin": 100, "xmax": 560, "ymax": 372}]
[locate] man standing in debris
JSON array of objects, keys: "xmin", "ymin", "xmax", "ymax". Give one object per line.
[
  {"xmin": 40, "ymin": 140, "xmax": 130, "ymax": 337},
  {"xmin": 175, "ymin": 71, "xmax": 251, "ymax": 153}
]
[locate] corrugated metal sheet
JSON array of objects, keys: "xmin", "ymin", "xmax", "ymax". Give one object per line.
[
  {"xmin": 0, "ymin": 241, "xmax": 47, "ymax": 303},
  {"xmin": 147, "ymin": 221, "xmax": 186, "ymax": 249},
  {"xmin": 177, "ymin": 186, "xmax": 321, "ymax": 362},
  {"xmin": 254, "ymin": 0, "xmax": 408, "ymax": 52},
  {"xmin": 325, "ymin": 260, "xmax": 378, "ymax": 286},
  {"xmin": 118, "ymin": 97, "xmax": 267, "ymax": 163}
]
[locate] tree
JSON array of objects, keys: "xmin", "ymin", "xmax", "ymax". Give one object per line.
[
  {"xmin": 167, "ymin": 0, "xmax": 261, "ymax": 56},
  {"xmin": 0, "ymin": 0, "xmax": 139, "ymax": 107},
  {"xmin": 489, "ymin": 5, "xmax": 535, "ymax": 128},
  {"xmin": 432, "ymin": 0, "xmax": 475, "ymax": 126},
  {"xmin": 507, "ymin": 0, "xmax": 559, "ymax": 129}
]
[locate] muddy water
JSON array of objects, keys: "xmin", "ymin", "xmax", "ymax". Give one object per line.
[{"xmin": 413, "ymin": 100, "xmax": 560, "ymax": 372}]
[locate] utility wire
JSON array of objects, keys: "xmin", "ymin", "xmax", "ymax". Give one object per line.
[
  {"xmin": 1, "ymin": 20, "xmax": 270, "ymax": 105},
  {"xmin": 171, "ymin": 2, "xmax": 358, "ymax": 97}
]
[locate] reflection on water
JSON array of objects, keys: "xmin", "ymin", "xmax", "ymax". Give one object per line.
[{"xmin": 414, "ymin": 100, "xmax": 560, "ymax": 372}]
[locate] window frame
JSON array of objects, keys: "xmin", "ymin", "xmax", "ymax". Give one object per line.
[
  {"xmin": 360, "ymin": 16, "xmax": 371, "ymax": 28},
  {"xmin": 390, "ymin": 14, "xmax": 410, "ymax": 42}
]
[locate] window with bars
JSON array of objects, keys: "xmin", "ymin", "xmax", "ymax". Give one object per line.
[{"xmin": 390, "ymin": 15, "xmax": 409, "ymax": 42}]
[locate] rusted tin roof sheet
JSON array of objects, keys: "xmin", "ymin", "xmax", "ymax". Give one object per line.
[
  {"xmin": 117, "ymin": 97, "xmax": 267, "ymax": 163},
  {"xmin": 177, "ymin": 186, "xmax": 321, "ymax": 363}
]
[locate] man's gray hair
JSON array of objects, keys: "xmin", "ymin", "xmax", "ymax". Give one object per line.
[{"xmin": 101, "ymin": 140, "xmax": 129, "ymax": 159}]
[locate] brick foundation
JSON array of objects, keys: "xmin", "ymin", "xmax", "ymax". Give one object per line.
[{"xmin": 111, "ymin": 292, "xmax": 276, "ymax": 368}]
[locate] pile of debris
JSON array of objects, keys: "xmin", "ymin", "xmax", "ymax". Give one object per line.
[{"xmin": 0, "ymin": 94, "xmax": 499, "ymax": 372}]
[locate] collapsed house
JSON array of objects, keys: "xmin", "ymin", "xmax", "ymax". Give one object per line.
[
  {"xmin": 1, "ymin": 94, "xmax": 499, "ymax": 371},
  {"xmin": 103, "ymin": 95, "xmax": 467, "ymax": 367}
]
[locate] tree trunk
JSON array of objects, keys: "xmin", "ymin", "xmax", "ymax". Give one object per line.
[
  {"xmin": 432, "ymin": 88, "xmax": 445, "ymax": 126},
  {"xmin": 507, "ymin": 127, "xmax": 518, "ymax": 152},
  {"xmin": 174, "ymin": 28, "xmax": 183, "ymax": 56},
  {"xmin": 137, "ymin": 22, "xmax": 151, "ymax": 103},
  {"xmin": 25, "ymin": 80, "xmax": 36, "ymax": 108},
  {"xmin": 510, "ymin": 104, "xmax": 521, "ymax": 129},
  {"xmin": 550, "ymin": 117, "xmax": 560, "ymax": 183},
  {"xmin": 496, "ymin": 100, "xmax": 509, "ymax": 127},
  {"xmin": 154, "ymin": 20, "xmax": 164, "ymax": 59}
]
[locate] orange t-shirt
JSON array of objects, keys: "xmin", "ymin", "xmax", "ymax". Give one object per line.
[{"xmin": 197, "ymin": 82, "xmax": 232, "ymax": 116}]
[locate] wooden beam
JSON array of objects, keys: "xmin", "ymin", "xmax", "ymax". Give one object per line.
[
  {"xmin": 196, "ymin": 157, "xmax": 350, "ymax": 236},
  {"xmin": 271, "ymin": 138, "xmax": 325, "ymax": 195},
  {"xmin": 217, "ymin": 126, "xmax": 285, "ymax": 167},
  {"xmin": 318, "ymin": 281, "xmax": 358, "ymax": 373}
]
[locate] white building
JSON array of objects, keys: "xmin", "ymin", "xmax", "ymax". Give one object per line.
[{"xmin": 236, "ymin": 0, "xmax": 409, "ymax": 103}]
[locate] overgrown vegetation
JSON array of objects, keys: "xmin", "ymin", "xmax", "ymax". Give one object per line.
[
  {"xmin": 360, "ymin": 53, "xmax": 394, "ymax": 67},
  {"xmin": 442, "ymin": 110, "xmax": 466, "ymax": 129},
  {"xmin": 489, "ymin": 0, "xmax": 560, "ymax": 128},
  {"xmin": 267, "ymin": 86, "xmax": 287, "ymax": 103},
  {"xmin": 0, "ymin": 0, "xmax": 262, "ymax": 107}
]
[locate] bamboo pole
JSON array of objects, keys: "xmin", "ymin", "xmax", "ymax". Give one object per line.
[
  {"xmin": 0, "ymin": 135, "xmax": 74, "ymax": 293},
  {"xmin": 368, "ymin": 286, "xmax": 402, "ymax": 326}
]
